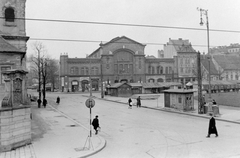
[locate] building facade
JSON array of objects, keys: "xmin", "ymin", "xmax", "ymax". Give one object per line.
[
  {"xmin": 164, "ymin": 38, "xmax": 195, "ymax": 58},
  {"xmin": 60, "ymin": 36, "xmax": 176, "ymax": 92},
  {"xmin": 0, "ymin": 0, "xmax": 29, "ymax": 86}
]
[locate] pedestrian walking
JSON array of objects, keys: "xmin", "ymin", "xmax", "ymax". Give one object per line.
[
  {"xmin": 136, "ymin": 96, "xmax": 141, "ymax": 108},
  {"xmin": 212, "ymin": 99, "xmax": 217, "ymax": 105},
  {"xmin": 128, "ymin": 98, "xmax": 132, "ymax": 109},
  {"xmin": 206, "ymin": 113, "xmax": 218, "ymax": 138},
  {"xmin": 43, "ymin": 98, "xmax": 48, "ymax": 108},
  {"xmin": 56, "ymin": 96, "xmax": 60, "ymax": 104},
  {"xmin": 37, "ymin": 98, "xmax": 42, "ymax": 108},
  {"xmin": 92, "ymin": 115, "xmax": 100, "ymax": 135}
]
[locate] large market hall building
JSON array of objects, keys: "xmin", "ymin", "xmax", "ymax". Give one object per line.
[{"xmin": 60, "ymin": 36, "xmax": 176, "ymax": 92}]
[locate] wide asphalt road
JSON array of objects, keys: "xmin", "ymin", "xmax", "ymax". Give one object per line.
[{"xmin": 39, "ymin": 92, "xmax": 240, "ymax": 158}]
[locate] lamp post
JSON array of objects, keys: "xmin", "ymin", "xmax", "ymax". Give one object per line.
[{"xmin": 198, "ymin": 7, "xmax": 211, "ymax": 102}]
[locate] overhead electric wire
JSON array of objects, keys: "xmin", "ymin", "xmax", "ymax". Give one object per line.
[
  {"xmin": 29, "ymin": 37, "xmax": 210, "ymax": 48},
  {"xmin": 1, "ymin": 17, "xmax": 240, "ymax": 33},
  {"xmin": 0, "ymin": 17, "xmax": 233, "ymax": 48}
]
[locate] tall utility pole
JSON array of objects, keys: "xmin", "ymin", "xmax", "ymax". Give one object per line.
[
  {"xmin": 88, "ymin": 55, "xmax": 92, "ymax": 137},
  {"xmin": 198, "ymin": 7, "xmax": 211, "ymax": 102},
  {"xmin": 197, "ymin": 52, "xmax": 203, "ymax": 114},
  {"xmin": 101, "ymin": 63, "xmax": 104, "ymax": 98}
]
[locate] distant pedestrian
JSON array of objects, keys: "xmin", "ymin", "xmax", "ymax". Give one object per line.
[
  {"xmin": 202, "ymin": 95, "xmax": 206, "ymax": 105},
  {"xmin": 92, "ymin": 115, "xmax": 100, "ymax": 135},
  {"xmin": 37, "ymin": 98, "xmax": 42, "ymax": 108},
  {"xmin": 128, "ymin": 98, "xmax": 132, "ymax": 109},
  {"xmin": 206, "ymin": 113, "xmax": 218, "ymax": 138},
  {"xmin": 136, "ymin": 96, "xmax": 141, "ymax": 108},
  {"xmin": 212, "ymin": 99, "xmax": 217, "ymax": 105},
  {"xmin": 43, "ymin": 98, "xmax": 48, "ymax": 108},
  {"xmin": 56, "ymin": 96, "xmax": 60, "ymax": 104}
]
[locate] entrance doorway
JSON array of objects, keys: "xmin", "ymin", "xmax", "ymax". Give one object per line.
[{"xmin": 71, "ymin": 80, "xmax": 79, "ymax": 92}]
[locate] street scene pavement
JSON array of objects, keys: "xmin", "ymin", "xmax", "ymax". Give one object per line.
[{"xmin": 1, "ymin": 91, "xmax": 240, "ymax": 158}]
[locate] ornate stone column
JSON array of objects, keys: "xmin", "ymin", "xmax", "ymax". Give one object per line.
[{"xmin": 0, "ymin": 69, "xmax": 31, "ymax": 152}]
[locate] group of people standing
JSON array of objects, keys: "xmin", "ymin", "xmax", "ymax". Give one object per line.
[
  {"xmin": 37, "ymin": 98, "xmax": 48, "ymax": 108},
  {"xmin": 37, "ymin": 96, "xmax": 60, "ymax": 108},
  {"xmin": 128, "ymin": 96, "xmax": 141, "ymax": 109}
]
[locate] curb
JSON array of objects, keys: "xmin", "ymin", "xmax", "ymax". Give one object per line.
[
  {"xmin": 46, "ymin": 103, "xmax": 107, "ymax": 158},
  {"xmin": 79, "ymin": 136, "xmax": 107, "ymax": 158},
  {"xmin": 94, "ymin": 96, "xmax": 240, "ymax": 125}
]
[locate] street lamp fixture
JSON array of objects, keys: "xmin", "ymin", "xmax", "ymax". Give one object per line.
[{"xmin": 197, "ymin": 7, "xmax": 211, "ymax": 102}]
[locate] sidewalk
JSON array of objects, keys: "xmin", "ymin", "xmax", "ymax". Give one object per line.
[
  {"xmin": 1, "ymin": 92, "xmax": 240, "ymax": 158},
  {"xmin": 91, "ymin": 93, "xmax": 240, "ymax": 124},
  {"xmin": 0, "ymin": 103, "xmax": 106, "ymax": 158}
]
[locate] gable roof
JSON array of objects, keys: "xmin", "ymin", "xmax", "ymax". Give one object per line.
[
  {"xmin": 213, "ymin": 55, "xmax": 240, "ymax": 70},
  {"xmin": 109, "ymin": 82, "xmax": 131, "ymax": 88},
  {"xmin": 100, "ymin": 36, "xmax": 146, "ymax": 47},
  {"xmin": 201, "ymin": 57, "xmax": 219, "ymax": 75},
  {"xmin": 0, "ymin": 36, "xmax": 22, "ymax": 53},
  {"xmin": 170, "ymin": 38, "xmax": 195, "ymax": 52}
]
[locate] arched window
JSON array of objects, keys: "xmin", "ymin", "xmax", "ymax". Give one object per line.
[
  {"xmin": 169, "ymin": 67, "xmax": 172, "ymax": 74},
  {"xmin": 86, "ymin": 67, "xmax": 89, "ymax": 75},
  {"xmin": 75, "ymin": 67, "xmax": 79, "ymax": 75},
  {"xmin": 157, "ymin": 78, "xmax": 164, "ymax": 82},
  {"xmin": 157, "ymin": 66, "xmax": 160, "ymax": 74},
  {"xmin": 148, "ymin": 66, "xmax": 151, "ymax": 74},
  {"xmin": 152, "ymin": 67, "xmax": 155, "ymax": 74},
  {"xmin": 165, "ymin": 67, "xmax": 168, "ymax": 74},
  {"xmin": 5, "ymin": 8, "xmax": 15, "ymax": 22},
  {"xmin": 148, "ymin": 78, "xmax": 155, "ymax": 83},
  {"xmin": 160, "ymin": 66, "xmax": 163, "ymax": 74}
]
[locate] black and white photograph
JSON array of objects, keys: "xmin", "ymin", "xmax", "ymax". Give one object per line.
[{"xmin": 0, "ymin": 0, "xmax": 240, "ymax": 158}]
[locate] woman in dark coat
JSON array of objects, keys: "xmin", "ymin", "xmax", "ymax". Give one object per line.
[
  {"xmin": 92, "ymin": 115, "xmax": 100, "ymax": 135},
  {"xmin": 128, "ymin": 98, "xmax": 132, "ymax": 109},
  {"xmin": 136, "ymin": 96, "xmax": 141, "ymax": 108},
  {"xmin": 43, "ymin": 98, "xmax": 47, "ymax": 108},
  {"xmin": 207, "ymin": 113, "xmax": 218, "ymax": 137},
  {"xmin": 56, "ymin": 96, "xmax": 60, "ymax": 104}
]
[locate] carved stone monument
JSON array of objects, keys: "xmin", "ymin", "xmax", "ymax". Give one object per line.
[{"xmin": 0, "ymin": 69, "xmax": 31, "ymax": 152}]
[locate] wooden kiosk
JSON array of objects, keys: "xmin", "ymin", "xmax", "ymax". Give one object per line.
[{"xmin": 164, "ymin": 89, "xmax": 195, "ymax": 111}]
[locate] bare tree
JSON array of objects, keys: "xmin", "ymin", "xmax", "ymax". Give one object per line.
[
  {"xmin": 47, "ymin": 59, "xmax": 59, "ymax": 91},
  {"xmin": 29, "ymin": 42, "xmax": 47, "ymax": 108}
]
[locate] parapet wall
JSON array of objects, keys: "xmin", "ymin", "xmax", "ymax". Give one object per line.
[{"xmin": 0, "ymin": 106, "xmax": 31, "ymax": 152}]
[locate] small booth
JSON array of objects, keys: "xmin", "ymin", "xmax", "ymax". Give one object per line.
[
  {"xmin": 164, "ymin": 89, "xmax": 195, "ymax": 111},
  {"xmin": 129, "ymin": 83, "xmax": 142, "ymax": 94},
  {"xmin": 107, "ymin": 82, "xmax": 132, "ymax": 97}
]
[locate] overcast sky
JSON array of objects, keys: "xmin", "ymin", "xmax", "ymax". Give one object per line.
[{"xmin": 26, "ymin": 0, "xmax": 240, "ymax": 59}]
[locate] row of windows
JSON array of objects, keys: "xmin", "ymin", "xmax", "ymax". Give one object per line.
[
  {"xmin": 228, "ymin": 48, "xmax": 240, "ymax": 53},
  {"xmin": 179, "ymin": 57, "xmax": 195, "ymax": 65},
  {"xmin": 180, "ymin": 67, "xmax": 194, "ymax": 74},
  {"xmin": 148, "ymin": 66, "xmax": 172, "ymax": 74},
  {"xmin": 70, "ymin": 67, "xmax": 99, "ymax": 75},
  {"xmin": 114, "ymin": 64, "xmax": 133, "ymax": 74},
  {"xmin": 225, "ymin": 75, "xmax": 239, "ymax": 80}
]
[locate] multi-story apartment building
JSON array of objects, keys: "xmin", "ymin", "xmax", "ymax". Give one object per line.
[
  {"xmin": 212, "ymin": 55, "xmax": 240, "ymax": 81},
  {"xmin": 164, "ymin": 38, "xmax": 195, "ymax": 58}
]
